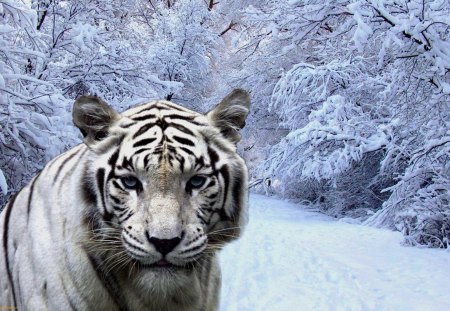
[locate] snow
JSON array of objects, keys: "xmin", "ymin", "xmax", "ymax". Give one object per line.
[
  {"xmin": 0, "ymin": 169, "xmax": 7, "ymax": 195},
  {"xmin": 348, "ymin": 3, "xmax": 373, "ymax": 52},
  {"xmin": 220, "ymin": 194, "xmax": 449, "ymax": 311}
]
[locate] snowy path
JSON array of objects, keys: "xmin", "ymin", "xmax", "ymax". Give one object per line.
[{"xmin": 219, "ymin": 194, "xmax": 449, "ymax": 311}]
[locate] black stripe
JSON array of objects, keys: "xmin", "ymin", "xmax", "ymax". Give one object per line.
[
  {"xmin": 169, "ymin": 119, "xmax": 205, "ymax": 126},
  {"xmin": 56, "ymin": 149, "xmax": 90, "ymax": 214},
  {"xmin": 122, "ymin": 235, "xmax": 146, "ymax": 253},
  {"xmin": 194, "ymin": 156, "xmax": 205, "ymax": 170},
  {"xmin": 121, "ymin": 156, "xmax": 135, "ymax": 170},
  {"xmin": 123, "ymin": 228, "xmax": 143, "ymax": 245},
  {"xmin": 120, "ymin": 211, "xmax": 134, "ymax": 223},
  {"xmin": 154, "ymin": 118, "xmax": 168, "ymax": 131},
  {"xmin": 112, "ymin": 180, "xmax": 125, "ymax": 191},
  {"xmin": 117, "ymin": 209, "xmax": 130, "ymax": 218},
  {"xmin": 133, "ymin": 138, "xmax": 157, "ymax": 148},
  {"xmin": 3, "ymin": 192, "xmax": 19, "ymax": 308},
  {"xmin": 196, "ymin": 211, "xmax": 208, "ymax": 225},
  {"xmin": 172, "ymin": 135, "xmax": 195, "ymax": 146},
  {"xmin": 151, "ymin": 146, "xmax": 163, "ymax": 154},
  {"xmin": 112, "ymin": 204, "xmax": 126, "ymax": 212},
  {"xmin": 167, "ymin": 154, "xmax": 174, "ymax": 167},
  {"xmin": 53, "ymin": 148, "xmax": 82, "ymax": 184},
  {"xmin": 106, "ymin": 149, "xmax": 120, "ymax": 185},
  {"xmin": 131, "ymin": 114, "xmax": 157, "ymax": 121},
  {"xmin": 143, "ymin": 154, "xmax": 151, "ymax": 168},
  {"xmin": 81, "ymin": 173, "xmax": 97, "ymax": 206},
  {"xmin": 135, "ymin": 148, "xmax": 152, "ymax": 155},
  {"xmin": 156, "ymin": 102, "xmax": 187, "ymax": 112},
  {"xmin": 231, "ymin": 175, "xmax": 243, "ymax": 222},
  {"xmin": 96, "ymin": 169, "xmax": 112, "ymax": 221},
  {"xmin": 153, "ymin": 105, "xmax": 174, "ymax": 111},
  {"xmin": 164, "ymin": 114, "xmax": 195, "ymax": 121},
  {"xmin": 110, "ymin": 195, "xmax": 121, "ymax": 205},
  {"xmin": 176, "ymin": 154, "xmax": 185, "ymax": 172},
  {"xmin": 200, "ymin": 203, "xmax": 213, "ymax": 211},
  {"xmin": 207, "ymin": 147, "xmax": 219, "ymax": 169},
  {"xmin": 104, "ymin": 211, "xmax": 113, "ymax": 222},
  {"xmin": 164, "ymin": 114, "xmax": 198, "ymax": 123},
  {"xmin": 96, "ymin": 169, "xmax": 106, "ymax": 207},
  {"xmin": 180, "ymin": 240, "xmax": 206, "ymax": 254},
  {"xmin": 218, "ymin": 165, "xmax": 231, "ymax": 221},
  {"xmin": 207, "ymin": 191, "xmax": 217, "ymax": 198},
  {"xmin": 167, "ymin": 123, "xmax": 194, "ymax": 136},
  {"xmin": 134, "ymin": 104, "xmax": 157, "ymax": 115},
  {"xmin": 26, "ymin": 171, "xmax": 42, "ymax": 220},
  {"xmin": 132, "ymin": 123, "xmax": 156, "ymax": 139},
  {"xmin": 179, "ymin": 146, "xmax": 195, "ymax": 156},
  {"xmin": 166, "ymin": 145, "xmax": 177, "ymax": 153},
  {"xmin": 108, "ymin": 149, "xmax": 120, "ymax": 167}
]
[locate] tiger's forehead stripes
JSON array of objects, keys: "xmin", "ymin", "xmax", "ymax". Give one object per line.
[
  {"xmin": 115, "ymin": 101, "xmax": 211, "ymax": 173},
  {"xmin": 121, "ymin": 100, "xmax": 205, "ymax": 122}
]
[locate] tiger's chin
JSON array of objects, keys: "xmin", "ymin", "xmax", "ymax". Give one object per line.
[
  {"xmin": 125, "ymin": 257, "xmax": 196, "ymax": 283},
  {"xmin": 114, "ymin": 258, "xmax": 202, "ymax": 309},
  {"xmin": 128, "ymin": 259, "xmax": 199, "ymax": 295}
]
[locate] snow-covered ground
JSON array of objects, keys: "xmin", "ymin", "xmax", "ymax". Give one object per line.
[{"xmin": 219, "ymin": 194, "xmax": 449, "ymax": 311}]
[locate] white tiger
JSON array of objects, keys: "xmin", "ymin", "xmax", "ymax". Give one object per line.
[{"xmin": 0, "ymin": 89, "xmax": 250, "ymax": 310}]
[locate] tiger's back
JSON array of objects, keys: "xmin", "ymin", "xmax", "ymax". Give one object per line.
[{"xmin": 0, "ymin": 90, "xmax": 250, "ymax": 310}]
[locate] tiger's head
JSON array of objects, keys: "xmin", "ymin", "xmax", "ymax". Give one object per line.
[{"xmin": 73, "ymin": 90, "xmax": 249, "ymax": 279}]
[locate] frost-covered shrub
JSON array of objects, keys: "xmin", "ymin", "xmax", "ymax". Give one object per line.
[
  {"xmin": 396, "ymin": 212, "xmax": 450, "ymax": 249},
  {"xmin": 319, "ymin": 152, "xmax": 394, "ymax": 219},
  {"xmin": 367, "ymin": 135, "xmax": 450, "ymax": 247},
  {"xmin": 261, "ymin": 147, "xmax": 394, "ymax": 219}
]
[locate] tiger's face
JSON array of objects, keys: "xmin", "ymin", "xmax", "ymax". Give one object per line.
[
  {"xmin": 105, "ymin": 110, "xmax": 236, "ymax": 270},
  {"xmin": 74, "ymin": 90, "xmax": 249, "ymax": 277}
]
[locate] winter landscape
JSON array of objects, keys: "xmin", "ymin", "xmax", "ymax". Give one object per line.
[
  {"xmin": 220, "ymin": 195, "xmax": 449, "ymax": 311},
  {"xmin": 1, "ymin": 0, "xmax": 449, "ymax": 310}
]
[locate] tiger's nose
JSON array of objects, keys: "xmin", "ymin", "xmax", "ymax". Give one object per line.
[{"xmin": 147, "ymin": 235, "xmax": 181, "ymax": 255}]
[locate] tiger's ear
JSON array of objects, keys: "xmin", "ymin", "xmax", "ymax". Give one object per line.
[
  {"xmin": 73, "ymin": 96, "xmax": 120, "ymax": 147},
  {"xmin": 207, "ymin": 89, "xmax": 250, "ymax": 143}
]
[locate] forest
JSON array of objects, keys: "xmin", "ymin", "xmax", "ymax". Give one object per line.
[{"xmin": 1, "ymin": 0, "xmax": 449, "ymax": 248}]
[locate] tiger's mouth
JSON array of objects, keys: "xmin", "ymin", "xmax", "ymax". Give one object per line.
[
  {"xmin": 131, "ymin": 258, "xmax": 195, "ymax": 271},
  {"xmin": 154, "ymin": 259, "xmax": 173, "ymax": 268}
]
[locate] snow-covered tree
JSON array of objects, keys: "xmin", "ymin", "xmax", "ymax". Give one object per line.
[
  {"xmin": 0, "ymin": 0, "xmax": 239, "ymax": 204},
  {"xmin": 32, "ymin": 0, "xmax": 178, "ymax": 103},
  {"xmin": 2, "ymin": 0, "xmax": 449, "ymax": 248},
  {"xmin": 133, "ymin": 0, "xmax": 229, "ymax": 110},
  {"xmin": 0, "ymin": 0, "xmax": 79, "ymax": 201},
  {"xmin": 238, "ymin": 0, "xmax": 450, "ymax": 247},
  {"xmin": 0, "ymin": 1, "xmax": 167, "ymax": 201}
]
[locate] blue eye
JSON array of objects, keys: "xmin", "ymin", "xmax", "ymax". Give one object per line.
[
  {"xmin": 188, "ymin": 176, "xmax": 207, "ymax": 189},
  {"xmin": 121, "ymin": 176, "xmax": 140, "ymax": 190}
]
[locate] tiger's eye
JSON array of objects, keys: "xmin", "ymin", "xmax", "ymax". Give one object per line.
[
  {"xmin": 188, "ymin": 176, "xmax": 207, "ymax": 189},
  {"xmin": 121, "ymin": 176, "xmax": 140, "ymax": 190}
]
